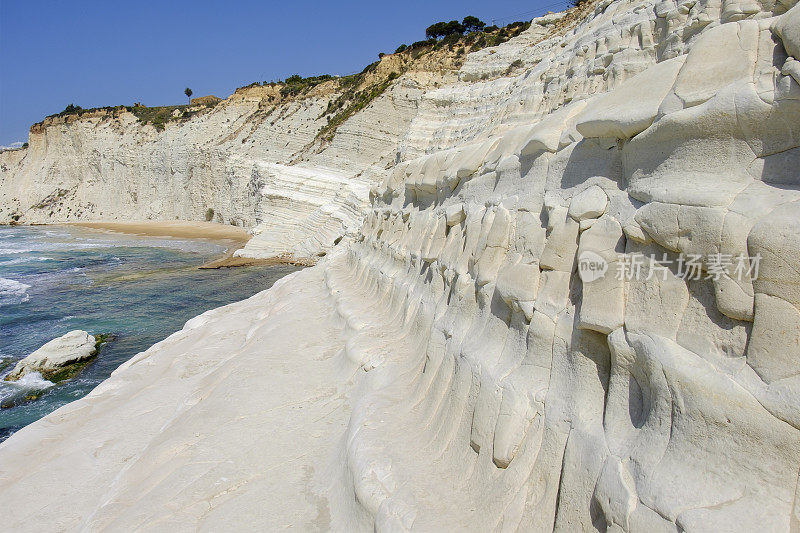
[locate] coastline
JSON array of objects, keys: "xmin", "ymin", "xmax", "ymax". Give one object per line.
[
  {"xmin": 65, "ymin": 220, "xmax": 316, "ymax": 268},
  {"xmin": 0, "ymin": 266, "xmax": 351, "ymax": 530},
  {"xmin": 70, "ymin": 220, "xmax": 250, "ymax": 243},
  {"xmin": 198, "ymin": 253, "xmax": 316, "ymax": 269},
  {"xmin": 69, "ymin": 220, "xmax": 252, "ymax": 267},
  {"xmin": 0, "ymin": 224, "xmax": 305, "ymax": 443}
]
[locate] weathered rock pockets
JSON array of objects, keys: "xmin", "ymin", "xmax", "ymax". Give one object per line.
[
  {"xmin": 2, "ymin": 0, "xmax": 800, "ymax": 529},
  {"xmin": 316, "ymin": 0, "xmax": 800, "ymax": 529}
]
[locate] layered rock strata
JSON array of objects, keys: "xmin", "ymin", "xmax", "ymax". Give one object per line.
[{"xmin": 2, "ymin": 0, "xmax": 800, "ymax": 530}]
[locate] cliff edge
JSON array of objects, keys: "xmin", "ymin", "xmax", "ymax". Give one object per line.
[{"xmin": 2, "ymin": 0, "xmax": 800, "ymax": 530}]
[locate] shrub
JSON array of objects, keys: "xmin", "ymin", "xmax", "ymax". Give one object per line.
[
  {"xmin": 506, "ymin": 59, "xmax": 524, "ymax": 75},
  {"xmin": 205, "ymin": 208, "xmax": 215, "ymax": 221},
  {"xmin": 506, "ymin": 21, "xmax": 528, "ymax": 29},
  {"xmin": 127, "ymin": 105, "xmax": 188, "ymax": 130},
  {"xmin": 58, "ymin": 104, "xmax": 83, "ymax": 116},
  {"xmin": 409, "ymin": 38, "xmax": 436, "ymax": 50},
  {"xmin": 439, "ymin": 32, "xmax": 462, "ymax": 49},
  {"xmin": 318, "ymin": 71, "xmax": 401, "ymax": 142},
  {"xmin": 361, "ymin": 61, "xmax": 380, "ymax": 74},
  {"xmin": 394, "ymin": 44, "xmax": 407, "ymax": 53},
  {"xmin": 46, "ymin": 104, "xmax": 122, "ymax": 120},
  {"xmin": 279, "ymin": 74, "xmax": 334, "ymax": 97}
]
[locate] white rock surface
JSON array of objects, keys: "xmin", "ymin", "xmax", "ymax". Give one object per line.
[
  {"xmin": 568, "ymin": 185, "xmax": 609, "ymax": 220},
  {"xmin": 774, "ymin": 2, "xmax": 800, "ymax": 59},
  {"xmin": 3, "ymin": 0, "xmax": 800, "ymax": 530},
  {"xmin": 5, "ymin": 330, "xmax": 96, "ymax": 381},
  {"xmin": 575, "ymin": 56, "xmax": 686, "ymax": 139}
]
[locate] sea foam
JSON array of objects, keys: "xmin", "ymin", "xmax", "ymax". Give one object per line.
[{"xmin": 0, "ymin": 278, "xmax": 31, "ymax": 306}]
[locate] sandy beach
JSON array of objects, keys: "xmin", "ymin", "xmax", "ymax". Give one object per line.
[
  {"xmin": 70, "ymin": 220, "xmax": 256, "ymax": 267},
  {"xmin": 71, "ymin": 220, "xmax": 251, "ymax": 243},
  {"xmin": 68, "ymin": 220, "xmax": 316, "ymax": 268}
]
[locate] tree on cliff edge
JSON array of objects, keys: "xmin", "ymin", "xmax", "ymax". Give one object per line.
[
  {"xmin": 184, "ymin": 87, "xmax": 193, "ymax": 104},
  {"xmin": 462, "ymin": 16, "xmax": 486, "ymax": 32},
  {"xmin": 425, "ymin": 20, "xmax": 465, "ymax": 39}
]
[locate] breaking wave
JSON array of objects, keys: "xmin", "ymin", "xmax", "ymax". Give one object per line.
[{"xmin": 0, "ymin": 278, "xmax": 31, "ymax": 306}]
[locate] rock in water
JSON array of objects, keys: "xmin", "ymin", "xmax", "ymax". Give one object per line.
[{"xmin": 4, "ymin": 330, "xmax": 97, "ymax": 382}]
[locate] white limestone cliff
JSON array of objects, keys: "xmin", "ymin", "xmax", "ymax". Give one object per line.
[
  {"xmin": 2, "ymin": 0, "xmax": 800, "ymax": 530},
  {"xmin": 0, "ymin": 49, "xmax": 438, "ymax": 262}
]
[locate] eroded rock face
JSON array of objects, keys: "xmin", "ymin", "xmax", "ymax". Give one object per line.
[
  {"xmin": 5, "ymin": 330, "xmax": 96, "ymax": 382},
  {"xmin": 1, "ymin": 0, "xmax": 800, "ymax": 530},
  {"xmin": 337, "ymin": 0, "xmax": 800, "ymax": 528}
]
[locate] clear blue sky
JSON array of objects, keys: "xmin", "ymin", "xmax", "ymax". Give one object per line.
[{"xmin": 0, "ymin": 0, "xmax": 567, "ymax": 145}]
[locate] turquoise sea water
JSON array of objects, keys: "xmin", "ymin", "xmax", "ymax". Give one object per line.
[{"xmin": 0, "ymin": 225, "xmax": 299, "ymax": 441}]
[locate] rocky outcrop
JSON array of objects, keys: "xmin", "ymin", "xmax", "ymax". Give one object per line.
[
  {"xmin": 190, "ymin": 95, "xmax": 221, "ymax": 106},
  {"xmin": 2, "ymin": 0, "xmax": 800, "ymax": 530},
  {"xmin": 0, "ymin": 39, "xmax": 469, "ymax": 262},
  {"xmin": 329, "ymin": 0, "xmax": 800, "ymax": 527},
  {"xmin": 4, "ymin": 330, "xmax": 97, "ymax": 382}
]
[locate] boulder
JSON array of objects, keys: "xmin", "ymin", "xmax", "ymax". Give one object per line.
[
  {"xmin": 774, "ymin": 3, "xmax": 800, "ymax": 60},
  {"xmin": 445, "ymin": 203, "xmax": 465, "ymax": 226},
  {"xmin": 569, "ymin": 185, "xmax": 609, "ymax": 221},
  {"xmin": 4, "ymin": 330, "xmax": 97, "ymax": 382},
  {"xmin": 190, "ymin": 95, "xmax": 222, "ymax": 106}
]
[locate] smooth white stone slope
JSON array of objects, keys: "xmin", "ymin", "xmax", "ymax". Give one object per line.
[{"xmin": 2, "ymin": 0, "xmax": 800, "ymax": 530}]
